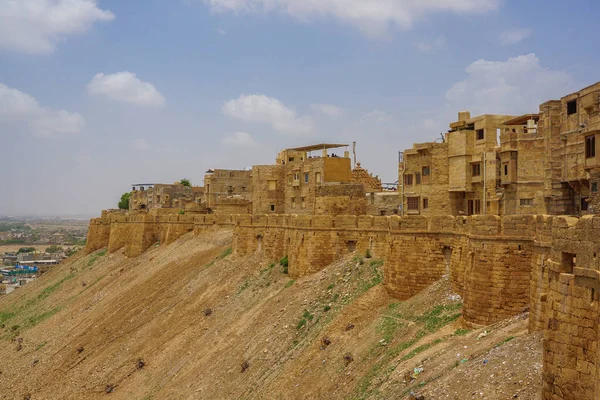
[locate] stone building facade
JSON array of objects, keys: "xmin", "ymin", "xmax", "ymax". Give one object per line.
[
  {"xmin": 251, "ymin": 144, "xmax": 370, "ymax": 216},
  {"xmin": 399, "ymin": 112, "xmax": 517, "ymax": 216},
  {"xmin": 203, "ymin": 169, "xmax": 252, "ymax": 209},
  {"xmin": 130, "ymin": 183, "xmax": 203, "ymax": 211},
  {"xmin": 399, "ymin": 81, "xmax": 600, "ymax": 218}
]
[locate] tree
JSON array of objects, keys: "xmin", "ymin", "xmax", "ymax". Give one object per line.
[
  {"xmin": 45, "ymin": 245, "xmax": 64, "ymax": 253},
  {"xmin": 180, "ymin": 178, "xmax": 191, "ymax": 187},
  {"xmin": 17, "ymin": 247, "xmax": 36, "ymax": 254},
  {"xmin": 118, "ymin": 192, "xmax": 131, "ymax": 210}
]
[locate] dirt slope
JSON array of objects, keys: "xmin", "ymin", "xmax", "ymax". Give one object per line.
[{"xmin": 0, "ymin": 229, "xmax": 541, "ymax": 399}]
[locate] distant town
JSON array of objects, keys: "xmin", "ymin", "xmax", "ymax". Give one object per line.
[{"xmin": 0, "ymin": 216, "xmax": 88, "ymax": 295}]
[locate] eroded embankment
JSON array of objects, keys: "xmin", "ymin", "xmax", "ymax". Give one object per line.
[{"xmin": 0, "ymin": 230, "xmax": 540, "ymax": 399}]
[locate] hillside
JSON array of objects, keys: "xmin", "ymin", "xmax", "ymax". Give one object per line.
[{"xmin": 0, "ymin": 229, "xmax": 541, "ymax": 399}]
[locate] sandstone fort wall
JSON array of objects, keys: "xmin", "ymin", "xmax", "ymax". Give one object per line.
[{"xmin": 85, "ymin": 212, "xmax": 600, "ymax": 399}]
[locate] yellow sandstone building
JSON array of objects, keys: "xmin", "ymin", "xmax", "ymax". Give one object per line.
[{"xmin": 399, "ymin": 81, "xmax": 600, "ymax": 217}]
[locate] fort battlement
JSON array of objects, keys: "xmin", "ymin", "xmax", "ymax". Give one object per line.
[{"xmin": 85, "ymin": 212, "xmax": 600, "ymax": 399}]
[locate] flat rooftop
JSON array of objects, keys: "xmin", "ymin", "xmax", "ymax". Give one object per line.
[
  {"xmin": 286, "ymin": 143, "xmax": 349, "ymax": 152},
  {"xmin": 502, "ymin": 114, "xmax": 540, "ymax": 125}
]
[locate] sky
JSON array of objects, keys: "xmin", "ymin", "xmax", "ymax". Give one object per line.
[{"xmin": 1, "ymin": 0, "xmax": 599, "ymax": 216}]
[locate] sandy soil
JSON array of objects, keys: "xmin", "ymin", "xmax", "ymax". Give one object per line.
[{"xmin": 0, "ymin": 230, "xmax": 542, "ymax": 399}]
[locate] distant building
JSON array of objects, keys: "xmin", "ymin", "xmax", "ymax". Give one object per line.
[
  {"xmin": 130, "ymin": 183, "xmax": 204, "ymax": 211},
  {"xmin": 124, "ymin": 144, "xmax": 394, "ymax": 217},
  {"xmin": 251, "ymin": 143, "xmax": 385, "ymax": 216},
  {"xmin": 2, "ymin": 254, "xmax": 17, "ymax": 266}
]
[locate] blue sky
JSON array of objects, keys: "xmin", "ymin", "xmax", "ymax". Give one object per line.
[{"xmin": 1, "ymin": 0, "xmax": 599, "ymax": 215}]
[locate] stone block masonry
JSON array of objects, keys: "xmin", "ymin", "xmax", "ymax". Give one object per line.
[{"xmin": 86, "ymin": 211, "xmax": 600, "ymax": 399}]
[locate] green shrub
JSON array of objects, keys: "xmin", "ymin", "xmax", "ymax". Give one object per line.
[
  {"xmin": 118, "ymin": 192, "xmax": 131, "ymax": 210},
  {"xmin": 302, "ymin": 309, "xmax": 314, "ymax": 321},
  {"xmin": 280, "ymin": 256, "xmax": 289, "ymax": 274},
  {"xmin": 219, "ymin": 248, "xmax": 232, "ymax": 259},
  {"xmin": 296, "ymin": 319, "xmax": 307, "ymax": 330}
]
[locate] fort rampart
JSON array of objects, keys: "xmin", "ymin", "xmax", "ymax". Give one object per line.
[{"xmin": 86, "ymin": 211, "xmax": 600, "ymax": 399}]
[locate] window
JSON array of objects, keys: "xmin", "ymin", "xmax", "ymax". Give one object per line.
[
  {"xmin": 404, "ymin": 174, "xmax": 413, "ymax": 185},
  {"xmin": 270, "ymin": 204, "xmax": 275, "ymax": 212},
  {"xmin": 288, "ymin": 157, "xmax": 295, "ymax": 162},
  {"xmin": 422, "ymin": 166, "xmax": 430, "ymax": 176},
  {"xmin": 407, "ymin": 197, "xmax": 419, "ymax": 211},
  {"xmin": 476, "ymin": 129, "xmax": 484, "ymax": 140},
  {"xmin": 468, "ymin": 199, "xmax": 481, "ymax": 215},
  {"xmin": 504, "ymin": 164, "xmax": 508, "ymax": 176},
  {"xmin": 268, "ymin": 180, "xmax": 277, "ymax": 190},
  {"xmin": 586, "ymin": 135, "xmax": 596, "ymax": 159},
  {"xmin": 423, "ymin": 198, "xmax": 429, "ymax": 209},
  {"xmin": 471, "ymin": 163, "xmax": 481, "ymax": 177},
  {"xmin": 293, "ymin": 172, "xmax": 299, "ymax": 181},
  {"xmin": 292, "ymin": 197, "xmax": 296, "ymax": 209},
  {"xmin": 287, "ymin": 175, "xmax": 292, "ymax": 185},
  {"xmin": 304, "ymin": 172, "xmax": 309, "ymax": 183},
  {"xmin": 592, "ymin": 182, "xmax": 598, "ymax": 193},
  {"xmin": 415, "ymin": 173, "xmax": 421, "ymax": 185},
  {"xmin": 582, "ymin": 197, "xmax": 589, "ymax": 211},
  {"xmin": 567, "ymin": 100, "xmax": 577, "ymax": 116},
  {"xmin": 301, "ymin": 197, "xmax": 306, "ymax": 209},
  {"xmin": 315, "ymin": 172, "xmax": 322, "ymax": 183},
  {"xmin": 561, "ymin": 252, "xmax": 575, "ymax": 273},
  {"xmin": 520, "ymin": 198, "xmax": 533, "ymax": 206}
]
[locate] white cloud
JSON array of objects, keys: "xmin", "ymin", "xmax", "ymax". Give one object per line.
[
  {"xmin": 311, "ymin": 103, "xmax": 344, "ymax": 118},
  {"xmin": 0, "ymin": 0, "xmax": 114, "ymax": 54},
  {"xmin": 217, "ymin": 27, "xmax": 226, "ymax": 35},
  {"xmin": 360, "ymin": 109, "xmax": 390, "ymax": 124},
  {"xmin": 223, "ymin": 94, "xmax": 314, "ymax": 135},
  {"xmin": 222, "ymin": 131, "xmax": 257, "ymax": 146},
  {"xmin": 413, "ymin": 35, "xmax": 446, "ymax": 53},
  {"xmin": 87, "ymin": 72, "xmax": 166, "ymax": 108},
  {"xmin": 204, "ymin": 0, "xmax": 500, "ymax": 36},
  {"xmin": 130, "ymin": 138, "xmax": 149, "ymax": 151},
  {"xmin": 0, "ymin": 82, "xmax": 85, "ymax": 136},
  {"xmin": 445, "ymin": 53, "xmax": 576, "ymax": 115},
  {"xmin": 499, "ymin": 28, "xmax": 532, "ymax": 46}
]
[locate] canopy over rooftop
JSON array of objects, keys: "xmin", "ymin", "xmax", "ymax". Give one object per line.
[
  {"xmin": 286, "ymin": 143, "xmax": 349, "ymax": 152},
  {"xmin": 502, "ymin": 114, "xmax": 540, "ymax": 126}
]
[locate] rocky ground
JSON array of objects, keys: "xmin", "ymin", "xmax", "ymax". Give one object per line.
[{"xmin": 0, "ymin": 229, "xmax": 542, "ymax": 399}]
